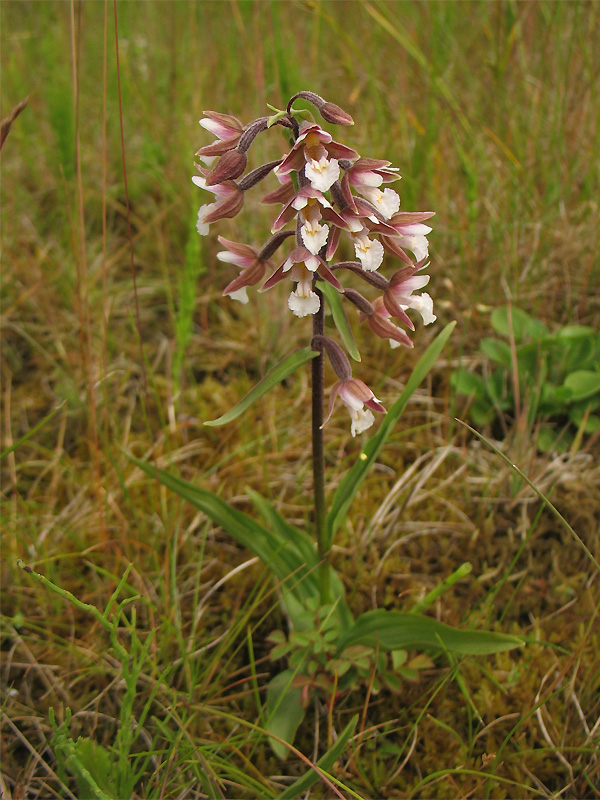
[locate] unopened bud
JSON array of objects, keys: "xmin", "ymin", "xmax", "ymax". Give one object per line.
[
  {"xmin": 203, "ymin": 189, "xmax": 244, "ymax": 224},
  {"xmin": 237, "ymin": 117, "xmax": 269, "ymax": 153},
  {"xmin": 344, "ymin": 289, "xmax": 375, "ymax": 316},
  {"xmin": 238, "ymin": 159, "xmax": 282, "ymax": 192},
  {"xmin": 332, "ymin": 263, "xmax": 389, "ymax": 290},
  {"xmin": 257, "ymin": 230, "xmax": 295, "ymax": 261},
  {"xmin": 287, "ymin": 92, "xmax": 354, "ymax": 126},
  {"xmin": 205, "ymin": 149, "xmax": 247, "ymax": 186},
  {"xmin": 311, "ymin": 335, "xmax": 352, "ymax": 380},
  {"xmin": 319, "ymin": 101, "xmax": 354, "ymax": 126}
]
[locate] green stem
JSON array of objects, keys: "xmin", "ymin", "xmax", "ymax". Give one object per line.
[{"xmin": 311, "ymin": 286, "xmax": 330, "ymax": 604}]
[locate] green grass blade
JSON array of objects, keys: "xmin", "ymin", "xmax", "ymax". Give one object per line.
[
  {"xmin": 277, "ymin": 713, "xmax": 359, "ymax": 799},
  {"xmin": 456, "ymin": 419, "xmax": 600, "ymax": 573},
  {"xmin": 326, "ymin": 321, "xmax": 456, "ymax": 545},
  {"xmin": 204, "ymin": 348, "xmax": 319, "ymax": 426},
  {"xmin": 321, "ymin": 281, "xmax": 361, "ymax": 362},
  {"xmin": 338, "ymin": 610, "xmax": 524, "ymax": 655},
  {"xmin": 0, "ymin": 401, "xmax": 65, "ymax": 461},
  {"xmin": 410, "ymin": 563, "xmax": 473, "ymax": 614}
]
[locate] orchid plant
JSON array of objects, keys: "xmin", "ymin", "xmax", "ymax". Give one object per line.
[{"xmin": 134, "ymin": 92, "xmax": 523, "ymax": 758}]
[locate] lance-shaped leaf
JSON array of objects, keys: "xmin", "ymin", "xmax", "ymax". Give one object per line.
[
  {"xmin": 326, "ymin": 321, "xmax": 456, "ymax": 546},
  {"xmin": 338, "ymin": 610, "xmax": 524, "ymax": 655},
  {"xmin": 320, "ymin": 281, "xmax": 361, "ymax": 362},
  {"xmin": 246, "ymin": 489, "xmax": 354, "ymax": 632},
  {"xmin": 129, "ymin": 456, "xmax": 320, "ymax": 604},
  {"xmin": 205, "ymin": 347, "xmax": 319, "ymax": 426}
]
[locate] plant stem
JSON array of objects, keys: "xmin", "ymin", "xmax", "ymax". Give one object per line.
[{"xmin": 311, "ymin": 286, "xmax": 330, "ymax": 604}]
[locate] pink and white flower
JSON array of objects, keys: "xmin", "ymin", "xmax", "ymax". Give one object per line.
[
  {"xmin": 217, "ymin": 237, "xmax": 274, "ymax": 304},
  {"xmin": 192, "ymin": 174, "xmax": 243, "ymax": 234},
  {"xmin": 196, "ymin": 110, "xmax": 243, "ymax": 165},
  {"xmin": 364, "ymin": 297, "xmax": 414, "ymax": 349},
  {"xmin": 287, "ymin": 264, "xmax": 321, "ymax": 317},
  {"xmin": 381, "ymin": 212, "xmax": 434, "ymax": 264},
  {"xmin": 326, "ymin": 378, "xmax": 386, "ymax": 436},
  {"xmin": 261, "ymin": 246, "xmax": 342, "ymax": 318},
  {"xmin": 276, "ymin": 122, "xmax": 358, "ymax": 193},
  {"xmin": 353, "ymin": 229, "xmax": 385, "ymax": 272}
]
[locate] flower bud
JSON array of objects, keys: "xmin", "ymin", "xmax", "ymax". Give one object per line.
[
  {"xmin": 237, "ymin": 117, "xmax": 269, "ymax": 153},
  {"xmin": 196, "ymin": 135, "xmax": 240, "ymax": 159},
  {"xmin": 238, "ymin": 159, "xmax": 282, "ymax": 192},
  {"xmin": 257, "ymin": 230, "xmax": 295, "ymax": 261},
  {"xmin": 287, "ymin": 91, "xmax": 354, "ymax": 126},
  {"xmin": 312, "ymin": 335, "xmax": 352, "ymax": 381},
  {"xmin": 319, "ymin": 101, "xmax": 354, "ymax": 126},
  {"xmin": 343, "ymin": 289, "xmax": 375, "ymax": 316},
  {"xmin": 332, "ymin": 262, "xmax": 389, "ymax": 290},
  {"xmin": 205, "ymin": 149, "xmax": 247, "ymax": 186}
]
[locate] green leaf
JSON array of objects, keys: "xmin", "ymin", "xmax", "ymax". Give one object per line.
[
  {"xmin": 320, "ymin": 280, "xmax": 360, "ymax": 362},
  {"xmin": 266, "ymin": 670, "xmax": 307, "ymax": 760},
  {"xmin": 246, "ymin": 488, "xmax": 318, "ymax": 568},
  {"xmin": 129, "ymin": 456, "xmax": 318, "ymax": 604},
  {"xmin": 491, "ymin": 306, "xmax": 545, "ymax": 342},
  {"xmin": 276, "ymin": 714, "xmax": 359, "ymax": 799},
  {"xmin": 450, "ymin": 368, "xmax": 487, "ymax": 399},
  {"xmin": 338, "ymin": 609, "xmax": 524, "ymax": 655},
  {"xmin": 470, "ymin": 398, "xmax": 496, "ymax": 426},
  {"xmin": 569, "ymin": 403, "xmax": 600, "ymax": 433},
  {"xmin": 246, "ymin": 489, "xmax": 354, "ymax": 631},
  {"xmin": 326, "ymin": 322, "xmax": 456, "ymax": 546},
  {"xmin": 555, "ymin": 325, "xmax": 595, "ymax": 341},
  {"xmin": 563, "ymin": 370, "xmax": 600, "ymax": 401},
  {"xmin": 536, "ymin": 426, "xmax": 572, "ymax": 453},
  {"xmin": 479, "ymin": 338, "xmax": 511, "ymax": 366},
  {"xmin": 204, "ymin": 348, "xmax": 319, "ymax": 426},
  {"xmin": 562, "ymin": 336, "xmax": 595, "ymax": 372},
  {"xmin": 487, "ymin": 369, "xmax": 509, "ymax": 406},
  {"xmin": 267, "ymin": 109, "xmax": 288, "ymax": 128}
]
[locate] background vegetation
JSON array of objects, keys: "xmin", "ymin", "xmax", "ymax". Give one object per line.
[{"xmin": 1, "ymin": 1, "xmax": 598, "ymax": 797}]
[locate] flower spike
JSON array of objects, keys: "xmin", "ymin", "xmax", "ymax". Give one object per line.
[{"xmin": 192, "ymin": 91, "xmax": 435, "ymax": 432}]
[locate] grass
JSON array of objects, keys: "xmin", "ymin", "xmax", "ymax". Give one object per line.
[{"xmin": 2, "ymin": 0, "xmax": 599, "ymax": 797}]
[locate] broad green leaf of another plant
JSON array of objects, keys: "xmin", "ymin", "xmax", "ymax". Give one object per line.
[
  {"xmin": 266, "ymin": 670, "xmax": 307, "ymax": 760},
  {"xmin": 563, "ymin": 370, "xmax": 600, "ymax": 401},
  {"xmin": 569, "ymin": 401, "xmax": 600, "ymax": 433},
  {"xmin": 479, "ymin": 337, "xmax": 511, "ymax": 366},
  {"xmin": 326, "ymin": 321, "xmax": 456, "ymax": 546},
  {"xmin": 320, "ymin": 280, "xmax": 361, "ymax": 361},
  {"xmin": 277, "ymin": 713, "xmax": 359, "ymax": 799},
  {"xmin": 450, "ymin": 368, "xmax": 487, "ymax": 399},
  {"xmin": 204, "ymin": 348, "xmax": 319, "ymax": 426},
  {"xmin": 491, "ymin": 306, "xmax": 547, "ymax": 342},
  {"xmin": 338, "ymin": 610, "xmax": 524, "ymax": 655}
]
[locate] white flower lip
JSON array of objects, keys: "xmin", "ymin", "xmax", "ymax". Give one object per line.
[
  {"xmin": 288, "ymin": 290, "xmax": 320, "ymax": 317},
  {"xmin": 305, "ymin": 157, "xmax": 340, "ymax": 193}
]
